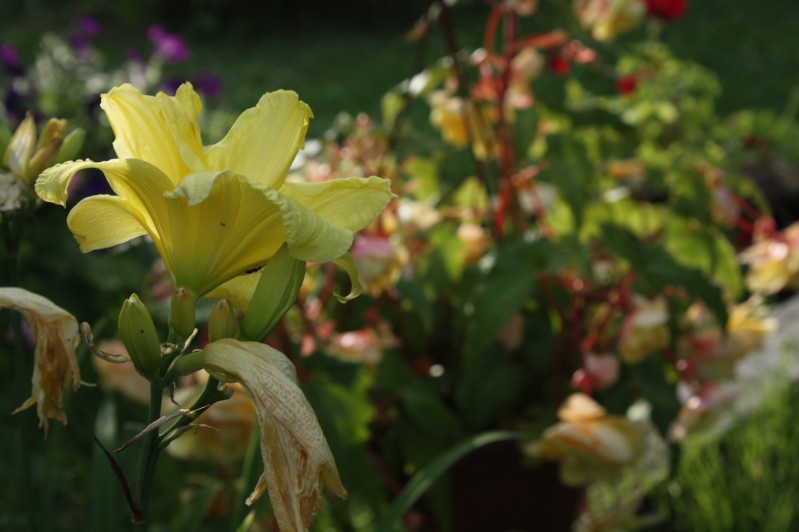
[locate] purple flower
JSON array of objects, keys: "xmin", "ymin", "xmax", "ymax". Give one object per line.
[
  {"xmin": 0, "ymin": 43, "xmax": 24, "ymax": 76},
  {"xmin": 193, "ymin": 73, "xmax": 223, "ymax": 99},
  {"xmin": 69, "ymin": 34, "xmax": 91, "ymax": 55},
  {"xmin": 75, "ymin": 15, "xmax": 102, "ymax": 37},
  {"xmin": 147, "ymin": 24, "xmax": 189, "ymax": 63}
]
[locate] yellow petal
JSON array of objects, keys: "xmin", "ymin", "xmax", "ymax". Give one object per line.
[
  {"xmin": 66, "ymin": 195, "xmax": 149, "ymax": 252},
  {"xmin": 267, "ymin": 191, "xmax": 354, "ymax": 263},
  {"xmin": 0, "ymin": 287, "xmax": 80, "ymax": 437},
  {"xmin": 35, "ymin": 157, "xmax": 171, "ymax": 258},
  {"xmin": 206, "ymin": 273, "xmax": 261, "ymax": 312},
  {"xmin": 101, "ymin": 83, "xmax": 207, "ymax": 185},
  {"xmin": 164, "ymin": 171, "xmax": 286, "ymax": 296},
  {"xmin": 332, "ymin": 253, "xmax": 363, "ymax": 303},
  {"xmin": 201, "ymin": 339, "xmax": 347, "ymax": 531},
  {"xmin": 205, "ymin": 90, "xmax": 312, "ymax": 188},
  {"xmin": 280, "ymin": 176, "xmax": 394, "ymax": 232},
  {"xmin": 557, "ymin": 393, "xmax": 606, "ymax": 422}
]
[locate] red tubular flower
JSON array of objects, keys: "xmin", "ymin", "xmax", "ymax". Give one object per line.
[
  {"xmin": 547, "ymin": 52, "xmax": 570, "ymax": 76},
  {"xmin": 644, "ymin": 0, "xmax": 688, "ymax": 21},
  {"xmin": 616, "ymin": 75, "xmax": 638, "ymax": 95}
]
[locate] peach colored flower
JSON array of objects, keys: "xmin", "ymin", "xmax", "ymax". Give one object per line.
[
  {"xmin": 350, "ymin": 235, "xmax": 407, "ymax": 296},
  {"xmin": 326, "ymin": 325, "xmax": 397, "ymax": 366},
  {"xmin": 91, "ymin": 340, "xmax": 150, "ymax": 405},
  {"xmin": 457, "ymin": 221, "xmax": 491, "ymax": 264},
  {"xmin": 533, "ymin": 393, "xmax": 644, "ymax": 485}
]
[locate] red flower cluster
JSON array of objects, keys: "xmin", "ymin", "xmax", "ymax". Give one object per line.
[{"xmin": 644, "ymin": 0, "xmax": 688, "ymax": 21}]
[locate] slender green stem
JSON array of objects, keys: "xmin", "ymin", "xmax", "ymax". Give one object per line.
[
  {"xmin": 11, "ymin": 312, "xmax": 35, "ymax": 529},
  {"xmin": 231, "ymin": 421, "xmax": 262, "ymax": 528},
  {"xmin": 133, "ymin": 382, "xmax": 165, "ymax": 529}
]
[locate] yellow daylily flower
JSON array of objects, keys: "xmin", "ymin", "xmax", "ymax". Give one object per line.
[
  {"xmin": 0, "ymin": 287, "xmax": 80, "ymax": 436},
  {"xmin": 201, "ymin": 339, "xmax": 346, "ymax": 532},
  {"xmin": 35, "ymin": 83, "xmax": 393, "ymax": 298}
]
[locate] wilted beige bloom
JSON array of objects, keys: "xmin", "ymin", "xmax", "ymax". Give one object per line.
[
  {"xmin": 533, "ymin": 393, "xmax": 643, "ymax": 485},
  {"xmin": 0, "ymin": 287, "xmax": 80, "ymax": 435},
  {"xmin": 201, "ymin": 339, "xmax": 346, "ymax": 532}
]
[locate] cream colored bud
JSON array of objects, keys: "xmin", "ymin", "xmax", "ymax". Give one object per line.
[
  {"xmin": 118, "ymin": 293, "xmax": 162, "ymax": 380},
  {"xmin": 209, "ymin": 299, "xmax": 239, "ymax": 341},
  {"xmin": 3, "ymin": 113, "xmax": 37, "ymax": 181}
]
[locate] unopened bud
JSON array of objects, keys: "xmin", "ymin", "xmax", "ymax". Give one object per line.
[
  {"xmin": 28, "ymin": 118, "xmax": 69, "ymax": 180},
  {"xmin": 242, "ymin": 244, "xmax": 305, "ymax": 341},
  {"xmin": 209, "ymin": 299, "xmax": 239, "ymax": 342},
  {"xmin": 118, "ymin": 293, "xmax": 162, "ymax": 380},
  {"xmin": 3, "ymin": 113, "xmax": 36, "ymax": 182},
  {"xmin": 55, "ymin": 128, "xmax": 85, "ymax": 165},
  {"xmin": 169, "ymin": 287, "xmax": 195, "ymax": 339}
]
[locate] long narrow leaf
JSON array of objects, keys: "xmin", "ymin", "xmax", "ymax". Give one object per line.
[{"xmin": 374, "ymin": 430, "xmax": 528, "ymax": 532}]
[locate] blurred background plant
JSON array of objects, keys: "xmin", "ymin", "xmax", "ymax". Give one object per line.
[{"xmin": 1, "ymin": 0, "xmax": 799, "ymax": 530}]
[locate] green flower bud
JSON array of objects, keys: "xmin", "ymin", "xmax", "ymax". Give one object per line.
[
  {"xmin": 118, "ymin": 293, "xmax": 162, "ymax": 380},
  {"xmin": 169, "ymin": 287, "xmax": 195, "ymax": 340},
  {"xmin": 208, "ymin": 299, "xmax": 239, "ymax": 342},
  {"xmin": 241, "ymin": 244, "xmax": 306, "ymax": 341},
  {"xmin": 55, "ymin": 128, "xmax": 85, "ymax": 165}
]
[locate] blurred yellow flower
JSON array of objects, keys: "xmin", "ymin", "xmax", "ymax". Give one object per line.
[
  {"xmin": 532, "ymin": 393, "xmax": 644, "ymax": 485},
  {"xmin": 618, "ymin": 295, "xmax": 669, "ymax": 364},
  {"xmin": 0, "ymin": 287, "xmax": 80, "ymax": 435},
  {"xmin": 201, "ymin": 339, "xmax": 346, "ymax": 532},
  {"xmin": 574, "ymin": 0, "xmax": 646, "ymax": 42},
  {"xmin": 36, "ymin": 83, "xmax": 393, "ymax": 298},
  {"xmin": 678, "ymin": 299, "xmax": 775, "ymax": 380},
  {"xmin": 428, "ymin": 91, "xmax": 496, "ymax": 160},
  {"xmin": 739, "ymin": 221, "xmax": 799, "ymax": 295}
]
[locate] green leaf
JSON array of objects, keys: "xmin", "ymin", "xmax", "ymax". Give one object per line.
[
  {"xmin": 663, "ymin": 215, "xmax": 743, "ymax": 300},
  {"xmin": 543, "ymin": 136, "xmax": 592, "ymax": 230},
  {"xmin": 374, "ymin": 431, "xmax": 528, "ymax": 532},
  {"xmin": 458, "ymin": 363, "xmax": 527, "ymax": 430},
  {"xmin": 403, "ymin": 156, "xmax": 440, "ymax": 201},
  {"xmin": 463, "ymin": 242, "xmax": 535, "ymax": 364}
]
